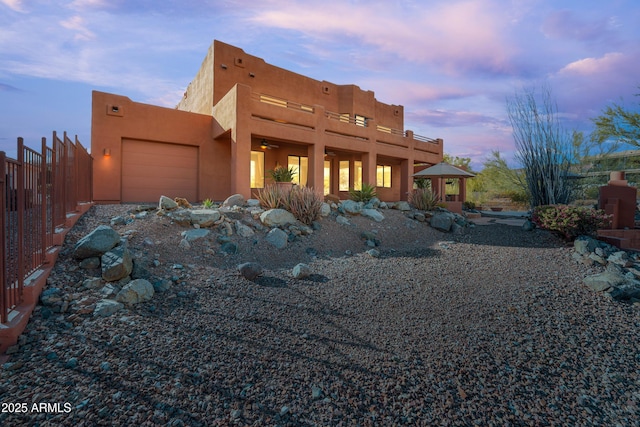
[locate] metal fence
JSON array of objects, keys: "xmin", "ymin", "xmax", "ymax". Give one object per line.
[{"xmin": 1, "ymin": 132, "xmax": 92, "ymax": 323}]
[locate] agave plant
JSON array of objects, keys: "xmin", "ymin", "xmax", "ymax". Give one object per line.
[{"xmin": 348, "ymin": 183, "xmax": 377, "ymax": 203}]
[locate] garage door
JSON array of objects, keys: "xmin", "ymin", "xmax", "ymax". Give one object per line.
[{"xmin": 122, "ymin": 139, "xmax": 198, "ymax": 203}]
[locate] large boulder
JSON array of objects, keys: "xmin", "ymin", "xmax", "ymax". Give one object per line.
[
  {"xmin": 101, "ymin": 245, "xmax": 133, "ymax": 282},
  {"xmin": 341, "ymin": 200, "xmax": 362, "ymax": 215},
  {"xmin": 394, "ymin": 201, "xmax": 411, "ymax": 211},
  {"xmin": 583, "ymin": 270, "xmax": 627, "ymax": 292},
  {"xmin": 430, "ymin": 211, "xmax": 455, "ymax": 232},
  {"xmin": 235, "ymin": 221, "xmax": 255, "ymax": 237},
  {"xmin": 361, "ymin": 208, "xmax": 384, "ymax": 222},
  {"xmin": 73, "ymin": 225, "xmax": 120, "ymax": 259},
  {"xmin": 260, "ymin": 209, "xmax": 296, "ymax": 227},
  {"xmin": 159, "ymin": 195, "xmax": 178, "ymax": 210},
  {"xmin": 189, "ymin": 209, "xmax": 221, "ymax": 227},
  {"xmin": 265, "ymin": 228, "xmax": 288, "ymax": 249},
  {"xmin": 115, "ymin": 279, "xmax": 154, "ymax": 304},
  {"xmin": 320, "ymin": 203, "xmax": 331, "ymax": 217},
  {"xmin": 222, "ymin": 194, "xmax": 245, "ymax": 208}
]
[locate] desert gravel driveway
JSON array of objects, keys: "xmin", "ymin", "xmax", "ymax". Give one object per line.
[{"xmin": 0, "ymin": 205, "xmax": 638, "ymax": 426}]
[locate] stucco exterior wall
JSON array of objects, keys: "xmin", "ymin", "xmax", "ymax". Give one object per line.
[
  {"xmin": 92, "ymin": 40, "xmax": 444, "ymax": 204},
  {"xmin": 91, "ymin": 91, "xmax": 226, "ymax": 203}
]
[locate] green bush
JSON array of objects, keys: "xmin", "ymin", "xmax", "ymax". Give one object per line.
[
  {"xmin": 268, "ymin": 166, "xmax": 296, "ymax": 183},
  {"xmin": 414, "ymin": 178, "xmax": 430, "ymax": 189},
  {"xmin": 349, "ymin": 183, "xmax": 377, "ymax": 203},
  {"xmin": 285, "ymin": 186, "xmax": 324, "ymax": 225},
  {"xmin": 532, "ymin": 205, "xmax": 612, "ymax": 241},
  {"xmin": 408, "ymin": 188, "xmax": 440, "ymax": 211},
  {"xmin": 463, "ymin": 200, "xmax": 476, "ymax": 211}
]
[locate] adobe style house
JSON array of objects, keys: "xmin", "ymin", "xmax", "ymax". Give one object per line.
[{"xmin": 91, "ymin": 40, "xmax": 443, "ymax": 203}]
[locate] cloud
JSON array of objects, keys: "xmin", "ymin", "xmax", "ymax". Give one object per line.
[
  {"xmin": 0, "ymin": 0, "xmax": 25, "ymax": 12},
  {"xmin": 59, "ymin": 15, "xmax": 96, "ymax": 41},
  {"xmin": 558, "ymin": 52, "xmax": 626, "ymax": 76},
  {"xmin": 248, "ymin": 0, "xmax": 516, "ymax": 76}
]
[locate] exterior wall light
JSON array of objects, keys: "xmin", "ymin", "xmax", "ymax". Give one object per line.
[
  {"xmin": 103, "ymin": 148, "xmax": 111, "ymax": 157},
  {"xmin": 220, "ymin": 64, "xmax": 228, "ymax": 69},
  {"xmin": 249, "ymin": 72, "xmax": 255, "ymax": 78}
]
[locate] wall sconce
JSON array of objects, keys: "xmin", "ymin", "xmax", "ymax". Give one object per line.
[
  {"xmin": 249, "ymin": 72, "xmax": 255, "ymax": 78},
  {"xmin": 103, "ymin": 148, "xmax": 111, "ymax": 157},
  {"xmin": 220, "ymin": 64, "xmax": 228, "ymax": 69}
]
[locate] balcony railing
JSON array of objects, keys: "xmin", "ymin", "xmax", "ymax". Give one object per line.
[{"xmin": 251, "ymin": 91, "xmax": 440, "ymax": 145}]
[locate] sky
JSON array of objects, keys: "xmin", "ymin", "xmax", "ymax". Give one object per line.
[{"xmin": 1, "ymin": 0, "xmax": 639, "ymax": 170}]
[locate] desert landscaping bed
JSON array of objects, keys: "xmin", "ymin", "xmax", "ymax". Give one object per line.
[{"xmin": 1, "ymin": 203, "xmax": 639, "ymax": 426}]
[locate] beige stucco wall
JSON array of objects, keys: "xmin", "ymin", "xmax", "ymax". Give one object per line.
[{"xmin": 175, "ymin": 43, "xmax": 214, "ymax": 115}]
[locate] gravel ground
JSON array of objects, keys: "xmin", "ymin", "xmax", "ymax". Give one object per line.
[{"xmin": 1, "ymin": 204, "xmax": 639, "ymax": 426}]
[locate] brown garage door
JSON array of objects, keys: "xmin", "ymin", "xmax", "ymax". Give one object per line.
[{"xmin": 122, "ymin": 139, "xmax": 198, "ymax": 203}]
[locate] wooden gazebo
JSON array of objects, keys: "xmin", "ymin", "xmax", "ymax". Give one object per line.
[{"xmin": 413, "ymin": 162, "xmax": 475, "ymax": 213}]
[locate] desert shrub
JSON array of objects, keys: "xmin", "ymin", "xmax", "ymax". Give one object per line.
[
  {"xmin": 255, "ymin": 185, "xmax": 287, "ymax": 209},
  {"xmin": 502, "ymin": 189, "xmax": 530, "ymax": 206},
  {"xmin": 463, "ymin": 200, "xmax": 476, "ymax": 211},
  {"xmin": 408, "ymin": 188, "xmax": 440, "ymax": 211},
  {"xmin": 284, "ymin": 186, "xmax": 324, "ymax": 225},
  {"xmin": 414, "ymin": 178, "xmax": 430, "ymax": 189},
  {"xmin": 532, "ymin": 204, "xmax": 612, "ymax": 240},
  {"xmin": 349, "ymin": 183, "xmax": 377, "ymax": 203}
]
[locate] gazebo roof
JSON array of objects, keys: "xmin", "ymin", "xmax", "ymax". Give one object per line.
[{"xmin": 413, "ymin": 162, "xmax": 476, "ymax": 178}]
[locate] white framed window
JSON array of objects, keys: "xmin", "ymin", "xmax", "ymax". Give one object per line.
[
  {"xmin": 250, "ymin": 151, "xmax": 265, "ymax": 188},
  {"xmin": 376, "ymin": 165, "xmax": 391, "ymax": 188},
  {"xmin": 354, "ymin": 161, "xmax": 362, "ymax": 191},
  {"xmin": 339, "ymin": 160, "xmax": 350, "ymax": 191},
  {"xmin": 287, "ymin": 155, "xmax": 308, "ymax": 186}
]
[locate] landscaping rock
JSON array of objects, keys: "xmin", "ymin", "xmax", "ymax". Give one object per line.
[
  {"xmin": 320, "ymin": 203, "xmax": 331, "ymax": 217},
  {"xmin": 189, "ymin": 209, "xmax": 221, "ymax": 227},
  {"xmin": 238, "ymin": 262, "xmax": 263, "ymax": 280},
  {"xmin": 101, "ymin": 245, "xmax": 133, "ymax": 282},
  {"xmin": 394, "ymin": 201, "xmax": 411, "ymax": 211},
  {"xmin": 181, "ymin": 228, "xmax": 211, "ymax": 242},
  {"xmin": 260, "ymin": 209, "xmax": 297, "ymax": 227},
  {"xmin": 115, "ymin": 279, "xmax": 154, "ymax": 304},
  {"xmin": 159, "ymin": 195, "xmax": 178, "ymax": 210},
  {"xmin": 235, "ymin": 221, "xmax": 255, "ymax": 237},
  {"xmin": 73, "ymin": 225, "xmax": 121, "ymax": 259},
  {"xmin": 336, "ymin": 215, "xmax": 351, "ymax": 225},
  {"xmin": 361, "ymin": 208, "xmax": 384, "ymax": 222},
  {"xmin": 430, "ymin": 211, "xmax": 455, "ymax": 232},
  {"xmin": 266, "ymin": 228, "xmax": 288, "ymax": 249},
  {"xmin": 341, "ymin": 200, "xmax": 362, "ymax": 215},
  {"xmin": 93, "ymin": 299, "xmax": 124, "ymax": 317},
  {"xmin": 222, "ymin": 194, "xmax": 245, "ymax": 208},
  {"xmin": 292, "ymin": 263, "xmax": 312, "ymax": 279},
  {"xmin": 583, "ymin": 271, "xmax": 626, "ymax": 292}
]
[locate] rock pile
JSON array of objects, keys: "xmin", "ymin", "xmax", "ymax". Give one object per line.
[
  {"xmin": 573, "ymin": 235, "xmax": 640, "ymax": 304},
  {"xmin": 39, "ymin": 193, "xmax": 474, "ymax": 321}
]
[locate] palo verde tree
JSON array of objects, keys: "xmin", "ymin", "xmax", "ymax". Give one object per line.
[
  {"xmin": 592, "ymin": 87, "xmax": 640, "ymax": 147},
  {"xmin": 507, "ymin": 85, "xmax": 574, "ymax": 208}
]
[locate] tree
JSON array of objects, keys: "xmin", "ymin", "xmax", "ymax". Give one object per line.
[
  {"xmin": 592, "ymin": 88, "xmax": 640, "ymax": 147},
  {"xmin": 443, "ymin": 153, "xmax": 472, "ymax": 171},
  {"xmin": 507, "ymin": 85, "xmax": 574, "ymax": 208}
]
